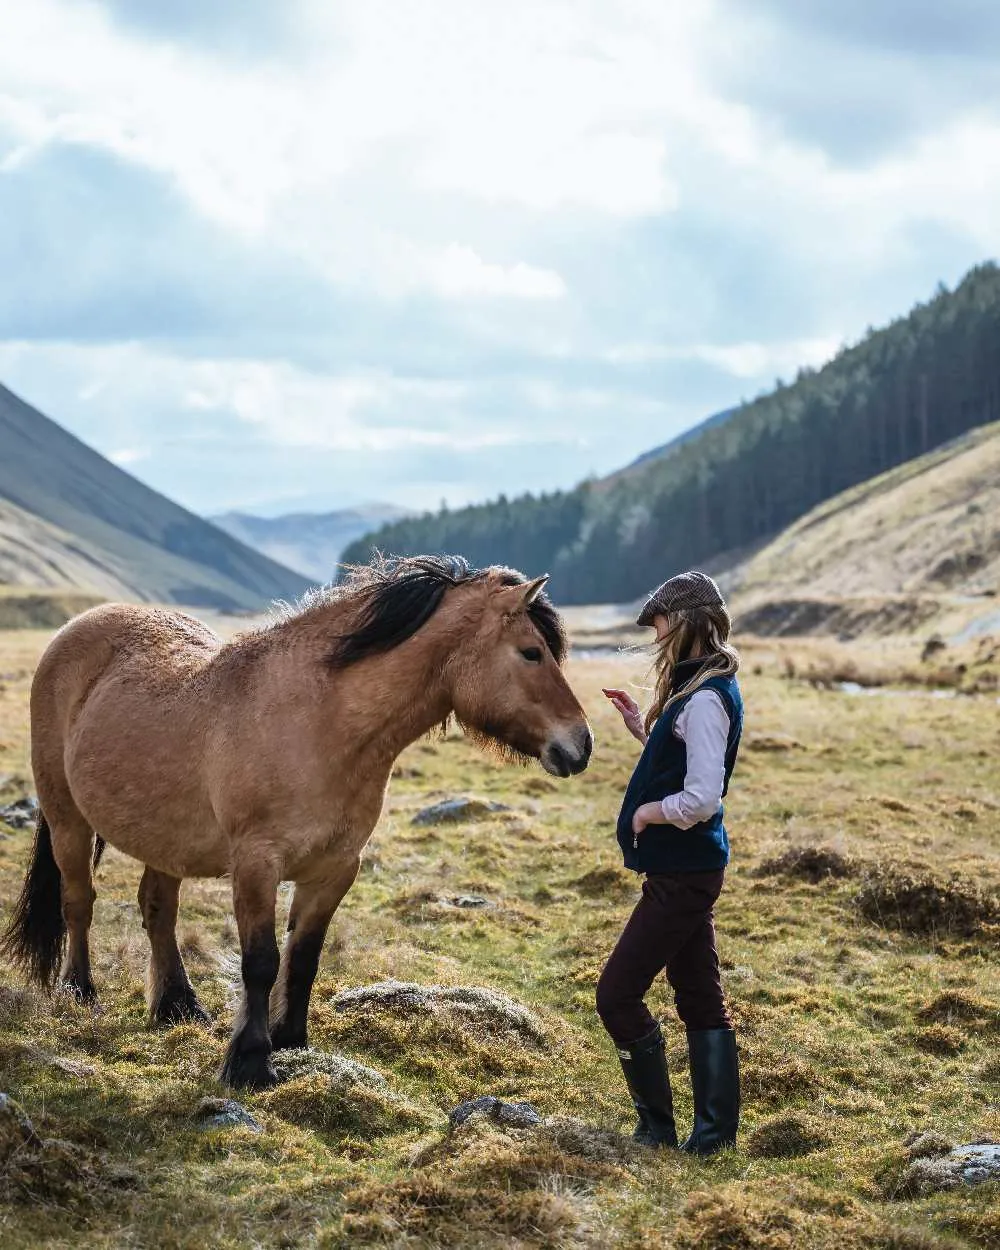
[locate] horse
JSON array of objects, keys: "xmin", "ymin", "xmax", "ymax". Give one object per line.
[{"xmin": 1, "ymin": 555, "xmax": 593, "ymax": 1089}]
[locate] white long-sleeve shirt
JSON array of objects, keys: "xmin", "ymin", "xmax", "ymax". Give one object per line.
[{"xmin": 658, "ymin": 689, "xmax": 731, "ymax": 829}]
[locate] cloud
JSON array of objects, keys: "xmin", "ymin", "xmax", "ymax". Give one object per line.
[
  {"xmin": 1, "ymin": 0, "xmax": 1000, "ymax": 515},
  {"xmin": 602, "ymin": 337, "xmax": 842, "ymax": 379}
]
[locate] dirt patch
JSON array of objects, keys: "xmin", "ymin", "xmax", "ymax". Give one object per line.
[
  {"xmin": 756, "ymin": 846, "xmax": 857, "ymax": 883},
  {"xmin": 854, "ymin": 866, "xmax": 1000, "ymax": 939}
]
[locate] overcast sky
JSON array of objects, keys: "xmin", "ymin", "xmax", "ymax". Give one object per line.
[{"xmin": 2, "ymin": 1, "xmax": 999, "ymax": 516}]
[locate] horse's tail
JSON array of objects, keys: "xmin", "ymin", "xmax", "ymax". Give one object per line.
[{"xmin": 0, "ymin": 810, "xmax": 66, "ymax": 988}]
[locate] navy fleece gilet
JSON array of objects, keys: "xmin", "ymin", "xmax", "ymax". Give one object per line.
[{"xmin": 616, "ymin": 672, "xmax": 743, "ymax": 874}]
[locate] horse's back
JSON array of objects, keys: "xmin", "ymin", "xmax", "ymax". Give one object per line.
[
  {"xmin": 32, "ymin": 602, "xmax": 222, "ymax": 758},
  {"xmin": 31, "ymin": 603, "xmax": 229, "ymax": 874}
]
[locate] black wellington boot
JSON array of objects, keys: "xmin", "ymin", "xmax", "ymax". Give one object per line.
[
  {"xmin": 680, "ymin": 1028, "xmax": 740, "ymax": 1155},
  {"xmin": 615, "ymin": 1024, "xmax": 678, "ymax": 1148}
]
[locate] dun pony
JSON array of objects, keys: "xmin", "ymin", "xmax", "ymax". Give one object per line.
[{"xmin": 1, "ymin": 555, "xmax": 592, "ymax": 1089}]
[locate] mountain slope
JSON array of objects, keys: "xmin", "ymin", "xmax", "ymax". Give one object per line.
[
  {"xmin": 0, "ymin": 382, "xmax": 311, "ymax": 608},
  {"xmin": 212, "ymin": 504, "xmax": 410, "ymax": 583},
  {"xmin": 730, "ymin": 422, "xmax": 1000, "ymax": 637},
  {"xmin": 344, "ymin": 263, "xmax": 1000, "ymax": 603}
]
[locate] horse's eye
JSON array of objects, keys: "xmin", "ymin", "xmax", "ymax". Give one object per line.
[{"xmin": 520, "ymin": 646, "xmax": 543, "ymax": 663}]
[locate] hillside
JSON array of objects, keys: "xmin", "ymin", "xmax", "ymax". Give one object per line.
[
  {"xmin": 730, "ymin": 422, "xmax": 1000, "ymax": 639},
  {"xmin": 614, "ymin": 405, "xmax": 737, "ymax": 475},
  {"xmin": 0, "ymin": 382, "xmax": 311, "ymax": 609},
  {"xmin": 343, "ymin": 263, "xmax": 1000, "ymax": 603},
  {"xmin": 211, "ymin": 504, "xmax": 410, "ymax": 583}
]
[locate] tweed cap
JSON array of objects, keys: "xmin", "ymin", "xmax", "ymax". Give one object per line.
[{"xmin": 636, "ymin": 570, "xmax": 726, "ymax": 627}]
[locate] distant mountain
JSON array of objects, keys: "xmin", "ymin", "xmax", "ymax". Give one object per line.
[
  {"xmin": 343, "ymin": 263, "xmax": 1000, "ymax": 604},
  {"xmin": 211, "ymin": 504, "xmax": 411, "ymax": 583},
  {"xmin": 0, "ymin": 382, "xmax": 311, "ymax": 609}
]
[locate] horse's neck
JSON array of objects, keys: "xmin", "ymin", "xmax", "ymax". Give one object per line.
[{"xmin": 273, "ymin": 594, "xmax": 459, "ymax": 761}]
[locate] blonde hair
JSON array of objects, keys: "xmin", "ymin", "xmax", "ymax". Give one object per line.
[{"xmin": 644, "ymin": 604, "xmax": 740, "ymax": 735}]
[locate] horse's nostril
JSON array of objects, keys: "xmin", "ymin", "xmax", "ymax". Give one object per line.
[{"xmin": 582, "ymin": 728, "xmax": 594, "ymax": 763}]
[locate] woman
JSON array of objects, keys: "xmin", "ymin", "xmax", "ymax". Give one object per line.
[{"xmin": 598, "ymin": 570, "xmax": 743, "ymax": 1153}]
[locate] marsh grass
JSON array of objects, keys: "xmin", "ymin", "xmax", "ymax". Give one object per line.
[{"xmin": 0, "ymin": 632, "xmax": 998, "ymax": 1247}]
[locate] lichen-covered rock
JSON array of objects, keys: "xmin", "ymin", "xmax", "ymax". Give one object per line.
[
  {"xmin": 332, "ymin": 980, "xmax": 546, "ymax": 1046},
  {"xmin": 0, "ymin": 795, "xmax": 37, "ymax": 830},
  {"xmin": 411, "ymin": 797, "xmax": 510, "ymax": 826},
  {"xmin": 900, "ymin": 1141, "xmax": 1000, "ymax": 1194},
  {"xmin": 195, "ymin": 1097, "xmax": 261, "ymax": 1133},
  {"xmin": 271, "ymin": 1047, "xmax": 386, "ymax": 1087},
  {"xmin": 449, "ymin": 1096, "xmax": 542, "ymax": 1129}
]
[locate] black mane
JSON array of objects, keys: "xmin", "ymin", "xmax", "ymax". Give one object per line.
[{"xmin": 326, "ymin": 554, "xmax": 567, "ymax": 669}]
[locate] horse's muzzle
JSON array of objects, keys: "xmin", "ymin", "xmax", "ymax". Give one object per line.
[{"xmin": 541, "ymin": 725, "xmax": 593, "ymax": 777}]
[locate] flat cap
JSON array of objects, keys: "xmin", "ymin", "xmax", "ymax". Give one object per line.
[{"xmin": 636, "ymin": 570, "xmax": 726, "ymax": 627}]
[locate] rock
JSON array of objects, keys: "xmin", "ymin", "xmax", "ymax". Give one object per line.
[
  {"xmin": 332, "ymin": 980, "xmax": 546, "ymax": 1046},
  {"xmin": 450, "ymin": 1096, "xmax": 542, "ymax": 1129},
  {"xmin": 0, "ymin": 796, "xmax": 37, "ymax": 831},
  {"xmin": 48, "ymin": 1056, "xmax": 97, "ymax": 1079},
  {"xmin": 271, "ymin": 1047, "xmax": 386, "ymax": 1087},
  {"xmin": 900, "ymin": 1141, "xmax": 1000, "ymax": 1194},
  {"xmin": 411, "ymin": 797, "xmax": 510, "ymax": 826},
  {"xmin": 195, "ymin": 1097, "xmax": 261, "ymax": 1133}
]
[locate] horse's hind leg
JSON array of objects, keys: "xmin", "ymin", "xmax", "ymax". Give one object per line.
[
  {"xmin": 138, "ymin": 868, "xmax": 211, "ymax": 1025},
  {"xmin": 269, "ymin": 856, "xmax": 361, "ymax": 1051},
  {"xmin": 48, "ymin": 803, "xmax": 98, "ymax": 1003}
]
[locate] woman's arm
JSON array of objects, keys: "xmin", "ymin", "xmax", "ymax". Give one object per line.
[{"xmin": 631, "ymin": 690, "xmax": 730, "ymax": 834}]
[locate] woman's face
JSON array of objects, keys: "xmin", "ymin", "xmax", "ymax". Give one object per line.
[{"xmin": 652, "ymin": 613, "xmax": 671, "ymax": 643}]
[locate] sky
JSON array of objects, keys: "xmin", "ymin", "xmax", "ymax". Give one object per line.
[{"xmin": 2, "ymin": 1, "xmax": 1000, "ymax": 517}]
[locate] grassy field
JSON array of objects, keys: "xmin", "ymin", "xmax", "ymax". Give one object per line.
[{"xmin": 1, "ymin": 624, "xmax": 998, "ymax": 1248}]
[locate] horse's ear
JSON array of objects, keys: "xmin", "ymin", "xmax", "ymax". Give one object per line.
[{"xmin": 522, "ymin": 575, "xmax": 550, "ymax": 604}]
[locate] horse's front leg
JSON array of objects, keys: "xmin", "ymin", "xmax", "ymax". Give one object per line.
[
  {"xmin": 269, "ymin": 855, "xmax": 361, "ymax": 1051},
  {"xmin": 138, "ymin": 867, "xmax": 210, "ymax": 1025},
  {"xmin": 219, "ymin": 855, "xmax": 281, "ymax": 1090}
]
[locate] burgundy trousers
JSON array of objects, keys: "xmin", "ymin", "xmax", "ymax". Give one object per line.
[{"xmin": 596, "ymin": 869, "xmax": 731, "ymax": 1047}]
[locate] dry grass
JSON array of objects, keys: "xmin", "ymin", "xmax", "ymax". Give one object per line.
[{"xmin": 1, "ymin": 627, "xmax": 999, "ymax": 1247}]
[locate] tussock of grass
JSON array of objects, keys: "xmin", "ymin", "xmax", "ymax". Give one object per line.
[
  {"xmin": 913, "ymin": 1024, "xmax": 966, "ymax": 1056},
  {"xmin": 915, "ymin": 992, "xmax": 1000, "ymax": 1028},
  {"xmin": 746, "ymin": 1112, "xmax": 832, "ymax": 1157},
  {"xmin": 756, "ymin": 846, "xmax": 857, "ymax": 882},
  {"xmin": 261, "ymin": 1072, "xmax": 431, "ymax": 1139},
  {"xmin": 1, "ymin": 1092, "xmax": 137, "ymax": 1212},
  {"xmin": 571, "ymin": 866, "xmax": 636, "ymax": 897},
  {"xmin": 854, "ymin": 866, "xmax": 1000, "ymax": 938},
  {"xmin": 341, "ymin": 1174, "xmax": 582, "ymax": 1245},
  {"xmin": 331, "ymin": 980, "xmax": 547, "ymax": 1047}
]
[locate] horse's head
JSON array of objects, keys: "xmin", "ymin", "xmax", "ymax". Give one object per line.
[{"xmin": 447, "ymin": 569, "xmax": 593, "ymax": 777}]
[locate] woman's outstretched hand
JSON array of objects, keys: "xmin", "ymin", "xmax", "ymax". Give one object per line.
[{"xmin": 602, "ymin": 688, "xmax": 647, "ymax": 744}]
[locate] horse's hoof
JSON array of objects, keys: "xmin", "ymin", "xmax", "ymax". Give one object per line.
[
  {"xmin": 59, "ymin": 977, "xmax": 99, "ymax": 1007},
  {"xmin": 152, "ymin": 985, "xmax": 212, "ymax": 1026},
  {"xmin": 269, "ymin": 1022, "xmax": 307, "ymax": 1052},
  {"xmin": 219, "ymin": 1046, "xmax": 279, "ymax": 1091}
]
